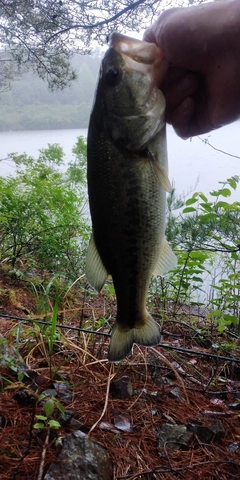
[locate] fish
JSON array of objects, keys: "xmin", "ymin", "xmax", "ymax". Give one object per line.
[{"xmin": 86, "ymin": 33, "xmax": 177, "ymax": 362}]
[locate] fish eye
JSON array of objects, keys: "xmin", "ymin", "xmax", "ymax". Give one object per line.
[{"xmin": 105, "ymin": 66, "xmax": 121, "ymax": 87}]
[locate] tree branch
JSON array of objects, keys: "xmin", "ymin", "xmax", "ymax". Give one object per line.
[{"xmin": 46, "ymin": 0, "xmax": 157, "ymax": 42}]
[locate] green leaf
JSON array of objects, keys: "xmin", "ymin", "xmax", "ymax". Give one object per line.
[
  {"xmin": 217, "ymin": 322, "xmax": 226, "ymax": 333},
  {"xmin": 232, "ymin": 201, "xmax": 240, "ymax": 208},
  {"xmin": 185, "ymin": 198, "xmax": 198, "ymax": 206},
  {"xmin": 210, "ymin": 188, "xmax": 227, "ymax": 197},
  {"xmin": 223, "ymin": 314, "xmax": 239, "ymax": 325},
  {"xmin": 215, "ymin": 201, "xmax": 230, "ymax": 209},
  {"xmin": 182, "ymin": 207, "xmax": 196, "ymax": 213},
  {"xmin": 199, "ymin": 213, "xmax": 217, "ymax": 223},
  {"xmin": 48, "ymin": 420, "xmax": 61, "ymax": 429},
  {"xmin": 189, "ymin": 252, "xmax": 206, "ymax": 260},
  {"xmin": 210, "ymin": 285, "xmax": 222, "ymax": 291},
  {"xmin": 48, "ymin": 298, "xmax": 59, "ymax": 355},
  {"xmin": 34, "ymin": 422, "xmax": 45, "ymax": 429},
  {"xmin": 17, "ymin": 372, "xmax": 24, "ymax": 382},
  {"xmin": 44, "ymin": 399, "xmax": 55, "ymax": 418},
  {"xmin": 191, "ymin": 276, "xmax": 204, "ymax": 283},
  {"xmin": 198, "ymin": 193, "xmax": 208, "ymax": 202},
  {"xmin": 55, "ymin": 400, "xmax": 65, "ymax": 415},
  {"xmin": 35, "ymin": 415, "xmax": 47, "ymax": 421},
  {"xmin": 37, "ymin": 393, "xmax": 49, "ymax": 402},
  {"xmin": 227, "ymin": 177, "xmax": 237, "ymax": 189},
  {"xmin": 199, "ymin": 203, "xmax": 212, "ymax": 212},
  {"xmin": 220, "ymin": 188, "xmax": 232, "ymax": 197},
  {"xmin": 229, "ymin": 273, "xmax": 240, "ymax": 280}
]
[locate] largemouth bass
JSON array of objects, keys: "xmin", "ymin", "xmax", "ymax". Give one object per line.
[{"xmin": 86, "ymin": 33, "xmax": 177, "ymax": 362}]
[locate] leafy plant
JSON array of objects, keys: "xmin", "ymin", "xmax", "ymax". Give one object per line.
[
  {"xmin": 66, "ymin": 136, "xmax": 87, "ymax": 188},
  {"xmin": 34, "ymin": 394, "xmax": 64, "ymax": 431},
  {"xmin": 0, "ymin": 139, "xmax": 90, "ymax": 277},
  {"xmin": 166, "ymin": 250, "xmax": 210, "ymax": 307},
  {"xmin": 160, "ymin": 176, "xmax": 240, "ymax": 330},
  {"xmin": 30, "ymin": 275, "xmax": 73, "ymax": 358},
  {"xmin": 206, "ymin": 309, "xmax": 239, "ymax": 334},
  {"xmin": 209, "ymin": 254, "xmax": 240, "ymax": 332}
]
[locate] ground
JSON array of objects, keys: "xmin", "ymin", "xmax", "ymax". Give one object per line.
[{"xmin": 0, "ymin": 267, "xmax": 240, "ymax": 480}]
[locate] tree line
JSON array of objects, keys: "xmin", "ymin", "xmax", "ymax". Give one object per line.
[
  {"xmin": 0, "ymin": 54, "xmax": 101, "ymax": 131},
  {"xmin": 0, "ymin": 1, "xmax": 207, "ymax": 131}
]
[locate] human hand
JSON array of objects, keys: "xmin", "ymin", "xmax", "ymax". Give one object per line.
[{"xmin": 143, "ymin": 0, "xmax": 240, "ymax": 138}]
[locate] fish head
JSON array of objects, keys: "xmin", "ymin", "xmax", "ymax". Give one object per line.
[{"xmin": 97, "ymin": 33, "xmax": 169, "ymax": 151}]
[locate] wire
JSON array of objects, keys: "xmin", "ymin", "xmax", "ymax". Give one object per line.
[
  {"xmin": 0, "ymin": 312, "xmax": 111, "ymax": 337},
  {"xmin": 1, "ymin": 312, "xmax": 240, "ymax": 364}
]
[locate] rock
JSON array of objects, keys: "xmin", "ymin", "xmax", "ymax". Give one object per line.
[
  {"xmin": 162, "ymin": 413, "xmax": 176, "ymax": 425},
  {"xmin": 57, "ymin": 410, "xmax": 75, "ymax": 426},
  {"xmin": 44, "ymin": 430, "xmax": 113, "ymax": 480},
  {"xmin": 158, "ymin": 423, "xmax": 193, "ymax": 451},
  {"xmin": 168, "ymin": 387, "xmax": 186, "ymax": 402},
  {"xmin": 0, "ymin": 333, "xmax": 26, "ymax": 370},
  {"xmin": 53, "ymin": 381, "xmax": 73, "ymax": 404},
  {"xmin": 113, "ymin": 411, "xmax": 132, "ymax": 432},
  {"xmin": 227, "ymin": 403, "xmax": 240, "ymax": 410},
  {"xmin": 187, "ymin": 421, "xmax": 225, "ymax": 443},
  {"xmin": 57, "ymin": 411, "xmax": 89, "ymax": 434},
  {"xmin": 40, "ymin": 389, "xmax": 58, "ymax": 400},
  {"xmin": 13, "ymin": 390, "xmax": 35, "ymax": 406},
  {"xmin": 110, "ymin": 376, "xmax": 132, "ymax": 399},
  {"xmin": 227, "ymin": 442, "xmax": 239, "ymax": 453},
  {"xmin": 69, "ymin": 418, "xmax": 89, "ymax": 433}
]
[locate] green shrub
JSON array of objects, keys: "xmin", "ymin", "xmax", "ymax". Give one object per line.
[
  {"xmin": 0, "ymin": 138, "xmax": 90, "ymax": 278},
  {"xmin": 158, "ymin": 176, "xmax": 240, "ymax": 331}
]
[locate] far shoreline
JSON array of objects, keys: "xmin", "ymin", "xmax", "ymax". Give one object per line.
[{"xmin": 0, "ymin": 126, "xmax": 89, "ymax": 133}]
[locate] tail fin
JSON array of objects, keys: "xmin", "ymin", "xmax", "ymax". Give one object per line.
[{"xmin": 108, "ymin": 314, "xmax": 161, "ymax": 362}]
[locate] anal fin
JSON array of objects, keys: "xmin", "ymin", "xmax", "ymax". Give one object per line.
[
  {"xmin": 153, "ymin": 237, "xmax": 177, "ymax": 277},
  {"xmin": 86, "ymin": 233, "xmax": 108, "ymax": 292}
]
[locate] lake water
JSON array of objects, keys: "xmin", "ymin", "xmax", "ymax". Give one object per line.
[{"xmin": 0, "ymin": 123, "xmax": 239, "ymax": 201}]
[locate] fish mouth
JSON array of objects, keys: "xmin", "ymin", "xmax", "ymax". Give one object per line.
[
  {"xmin": 109, "ymin": 32, "xmax": 163, "ymax": 65},
  {"xmin": 109, "ymin": 32, "xmax": 169, "ymax": 86}
]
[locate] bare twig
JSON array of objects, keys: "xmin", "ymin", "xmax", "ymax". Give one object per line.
[
  {"xmin": 116, "ymin": 460, "xmax": 240, "ymax": 479},
  {"xmin": 198, "ymin": 136, "xmax": 240, "ymax": 160},
  {"xmin": 1, "ymin": 312, "xmax": 240, "ymax": 364},
  {"xmin": 150, "ymin": 347, "xmax": 190, "ymax": 404},
  {"xmin": 37, "ymin": 429, "xmax": 50, "ymax": 480},
  {"xmin": 89, "ymin": 363, "xmax": 115, "ymax": 433}
]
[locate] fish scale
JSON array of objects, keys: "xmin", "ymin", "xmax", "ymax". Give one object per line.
[{"xmin": 86, "ymin": 33, "xmax": 177, "ymax": 362}]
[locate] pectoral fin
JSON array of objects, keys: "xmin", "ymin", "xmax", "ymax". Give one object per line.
[
  {"xmin": 153, "ymin": 161, "xmax": 172, "ymax": 192},
  {"xmin": 153, "ymin": 238, "xmax": 177, "ymax": 277},
  {"xmin": 86, "ymin": 233, "xmax": 109, "ymax": 292}
]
